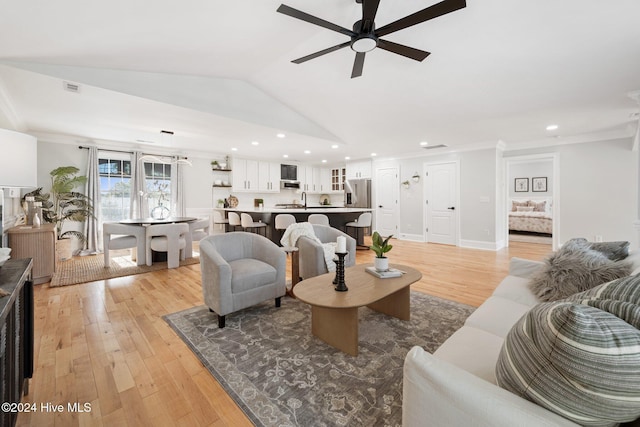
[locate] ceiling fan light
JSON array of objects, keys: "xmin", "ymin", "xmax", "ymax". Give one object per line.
[{"xmin": 351, "ymin": 36, "xmax": 377, "ymax": 53}]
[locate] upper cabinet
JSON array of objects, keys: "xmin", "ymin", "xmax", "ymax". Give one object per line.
[
  {"xmin": 300, "ymin": 166, "xmax": 334, "ymax": 193},
  {"xmin": 346, "ymin": 160, "xmax": 372, "ymax": 179},
  {"xmin": 233, "ymin": 158, "xmax": 280, "ymax": 192},
  {"xmin": 258, "ymin": 162, "xmax": 280, "ymax": 192},
  {"xmin": 232, "ymin": 158, "xmax": 259, "ymax": 192}
]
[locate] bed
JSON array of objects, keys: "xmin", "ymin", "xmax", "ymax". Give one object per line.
[{"xmin": 509, "ymin": 199, "xmax": 553, "ymax": 235}]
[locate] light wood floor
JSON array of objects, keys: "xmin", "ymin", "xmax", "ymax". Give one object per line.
[{"xmin": 17, "ymin": 239, "xmax": 551, "ymax": 427}]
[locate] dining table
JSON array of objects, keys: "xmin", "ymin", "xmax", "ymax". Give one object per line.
[{"xmin": 118, "ymin": 216, "xmax": 197, "ymax": 225}]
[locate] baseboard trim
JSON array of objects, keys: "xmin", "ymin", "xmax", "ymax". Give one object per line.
[
  {"xmin": 398, "ymin": 233, "xmax": 424, "ymax": 242},
  {"xmin": 459, "ymin": 239, "xmax": 500, "ymax": 251}
]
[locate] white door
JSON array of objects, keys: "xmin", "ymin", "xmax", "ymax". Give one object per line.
[
  {"xmin": 376, "ymin": 167, "xmax": 399, "ymax": 237},
  {"xmin": 425, "ymin": 162, "xmax": 458, "ymax": 245}
]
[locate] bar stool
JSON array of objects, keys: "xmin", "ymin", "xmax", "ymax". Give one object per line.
[
  {"xmin": 241, "ymin": 213, "xmax": 267, "ymax": 236},
  {"xmin": 274, "ymin": 214, "xmax": 296, "ymax": 244},
  {"xmin": 308, "ymin": 213, "xmax": 329, "ymax": 226},
  {"xmin": 213, "ymin": 210, "xmax": 229, "ymax": 232},
  {"xmin": 345, "ymin": 212, "xmax": 372, "ymax": 250},
  {"xmin": 228, "ymin": 212, "xmax": 241, "ymax": 231}
]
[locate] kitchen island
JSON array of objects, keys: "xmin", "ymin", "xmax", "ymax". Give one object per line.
[{"xmin": 217, "ymin": 206, "xmax": 373, "ymax": 245}]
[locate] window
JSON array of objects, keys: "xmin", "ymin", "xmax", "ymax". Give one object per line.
[
  {"xmin": 99, "ymin": 158, "xmax": 131, "ymax": 221},
  {"xmin": 144, "ymin": 162, "xmax": 171, "ymax": 218}
]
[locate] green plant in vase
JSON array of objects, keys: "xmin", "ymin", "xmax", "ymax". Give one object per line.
[{"xmin": 370, "ymin": 231, "xmax": 393, "ymax": 271}]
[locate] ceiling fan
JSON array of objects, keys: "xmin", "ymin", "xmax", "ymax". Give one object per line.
[{"xmin": 276, "ymin": 0, "xmax": 466, "ymax": 78}]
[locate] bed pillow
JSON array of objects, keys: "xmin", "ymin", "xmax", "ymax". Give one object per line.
[
  {"xmin": 515, "ymin": 206, "xmax": 534, "ymax": 212},
  {"xmin": 496, "ymin": 300, "xmax": 640, "ymax": 426},
  {"xmin": 530, "ymin": 200, "xmax": 547, "ymax": 212},
  {"xmin": 512, "ymin": 200, "xmax": 530, "ymax": 211},
  {"xmin": 528, "ymin": 239, "xmax": 632, "ymax": 302}
]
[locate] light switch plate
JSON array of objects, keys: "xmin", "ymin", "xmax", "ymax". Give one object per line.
[{"xmin": 8, "ymin": 188, "xmax": 20, "ymax": 198}]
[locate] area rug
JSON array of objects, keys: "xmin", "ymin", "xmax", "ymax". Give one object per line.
[
  {"xmin": 50, "ymin": 250, "xmax": 200, "ymax": 287},
  {"xmin": 164, "ymin": 292, "xmax": 475, "ymax": 427}
]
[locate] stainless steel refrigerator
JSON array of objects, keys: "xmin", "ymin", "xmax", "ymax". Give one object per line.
[{"xmin": 345, "ymin": 179, "xmax": 372, "ymax": 208}]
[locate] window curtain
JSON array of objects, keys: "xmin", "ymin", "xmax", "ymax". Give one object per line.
[
  {"xmin": 130, "ymin": 151, "xmax": 149, "ymax": 218},
  {"xmin": 171, "ymin": 157, "xmax": 186, "ymax": 217},
  {"xmin": 81, "ymin": 146, "xmax": 101, "ymax": 255}
]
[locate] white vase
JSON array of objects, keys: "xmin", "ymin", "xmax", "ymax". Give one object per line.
[{"xmin": 374, "ymin": 257, "xmax": 389, "ymax": 272}]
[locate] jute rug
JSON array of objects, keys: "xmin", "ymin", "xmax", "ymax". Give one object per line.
[
  {"xmin": 164, "ymin": 292, "xmax": 475, "ymax": 427},
  {"xmin": 50, "ymin": 250, "xmax": 200, "ymax": 287}
]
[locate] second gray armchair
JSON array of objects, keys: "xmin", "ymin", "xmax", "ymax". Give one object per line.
[
  {"xmin": 199, "ymin": 232, "xmax": 286, "ymax": 328},
  {"xmin": 298, "ymin": 224, "xmax": 356, "ymax": 280}
]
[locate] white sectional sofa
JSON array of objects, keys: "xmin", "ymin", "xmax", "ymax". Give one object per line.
[{"xmin": 402, "ymin": 254, "xmax": 640, "ymax": 427}]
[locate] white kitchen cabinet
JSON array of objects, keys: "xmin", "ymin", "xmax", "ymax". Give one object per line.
[
  {"xmin": 346, "ymin": 160, "xmax": 372, "ymax": 179},
  {"xmin": 258, "ymin": 161, "xmax": 280, "ymax": 192},
  {"xmin": 232, "ymin": 158, "xmax": 259, "ymax": 191},
  {"xmin": 318, "ymin": 168, "xmax": 332, "ymax": 192}
]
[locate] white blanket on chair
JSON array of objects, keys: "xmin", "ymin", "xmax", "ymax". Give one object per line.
[{"xmin": 280, "ymin": 222, "xmax": 336, "ymax": 272}]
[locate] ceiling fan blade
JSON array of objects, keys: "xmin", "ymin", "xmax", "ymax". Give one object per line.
[
  {"xmin": 291, "ymin": 41, "xmax": 351, "ymax": 64},
  {"xmin": 377, "ymin": 39, "xmax": 431, "ymax": 61},
  {"xmin": 351, "ymin": 52, "xmax": 366, "ymax": 78},
  {"xmin": 375, "ymin": 0, "xmax": 466, "ymax": 37},
  {"xmin": 277, "ymin": 4, "xmax": 356, "ymax": 37},
  {"xmin": 361, "ymin": 0, "xmax": 381, "ymax": 33}
]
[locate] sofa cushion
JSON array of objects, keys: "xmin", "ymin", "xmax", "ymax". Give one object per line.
[
  {"xmin": 588, "ymin": 240, "xmax": 630, "ymax": 261},
  {"xmin": 493, "ymin": 275, "xmax": 540, "ymax": 307},
  {"xmin": 228, "ymin": 258, "xmax": 277, "ymax": 293},
  {"xmin": 434, "ymin": 326, "xmax": 505, "ymax": 385},
  {"xmin": 528, "ymin": 239, "xmax": 631, "ymax": 302},
  {"xmin": 465, "ymin": 296, "xmax": 532, "ymax": 338},
  {"xmin": 496, "ymin": 301, "xmax": 640, "ymax": 426}
]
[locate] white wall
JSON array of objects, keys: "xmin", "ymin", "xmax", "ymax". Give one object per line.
[
  {"xmin": 505, "ymin": 137, "xmax": 637, "ymax": 248},
  {"xmin": 508, "ymin": 159, "xmax": 554, "ymax": 198}
]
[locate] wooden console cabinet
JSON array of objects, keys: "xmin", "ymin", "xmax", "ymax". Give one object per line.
[
  {"xmin": 0, "ymin": 258, "xmax": 34, "ymax": 427},
  {"xmin": 7, "ymin": 224, "xmax": 56, "ymax": 284}
]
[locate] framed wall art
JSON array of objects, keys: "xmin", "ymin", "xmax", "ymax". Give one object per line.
[
  {"xmin": 532, "ymin": 177, "xmax": 547, "ymax": 192},
  {"xmin": 515, "ymin": 178, "xmax": 529, "ymax": 192}
]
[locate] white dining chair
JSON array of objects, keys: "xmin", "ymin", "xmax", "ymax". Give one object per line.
[
  {"xmin": 274, "ymin": 214, "xmax": 296, "ymax": 243},
  {"xmin": 103, "ymin": 222, "xmax": 147, "ymax": 266},
  {"xmin": 146, "ymin": 223, "xmax": 190, "ymax": 268},
  {"xmin": 186, "ymin": 217, "xmax": 210, "ymax": 258}
]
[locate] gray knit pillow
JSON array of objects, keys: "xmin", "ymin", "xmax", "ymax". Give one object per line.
[
  {"xmin": 529, "ymin": 239, "xmax": 631, "ymax": 302},
  {"xmin": 496, "ymin": 301, "xmax": 640, "ymax": 426}
]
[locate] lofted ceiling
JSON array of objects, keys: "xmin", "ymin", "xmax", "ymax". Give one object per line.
[{"xmin": 0, "ymin": 0, "xmax": 639, "ymax": 164}]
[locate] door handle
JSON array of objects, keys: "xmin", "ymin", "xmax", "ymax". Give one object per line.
[{"xmin": 447, "ymin": 207, "xmax": 456, "ymax": 210}]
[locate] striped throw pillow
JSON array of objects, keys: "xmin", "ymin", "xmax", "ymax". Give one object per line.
[{"xmin": 496, "ymin": 301, "xmax": 640, "ymax": 426}]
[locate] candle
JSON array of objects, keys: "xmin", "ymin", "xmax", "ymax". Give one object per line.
[{"xmin": 336, "ymin": 236, "xmax": 346, "ymax": 253}]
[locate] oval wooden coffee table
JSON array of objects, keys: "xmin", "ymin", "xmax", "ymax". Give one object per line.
[{"xmin": 293, "ymin": 263, "xmax": 422, "ymax": 356}]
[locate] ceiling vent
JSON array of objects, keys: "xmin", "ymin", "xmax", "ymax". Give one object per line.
[
  {"xmin": 63, "ymin": 81, "xmax": 81, "ymax": 93},
  {"xmin": 422, "ymin": 144, "xmax": 448, "ymax": 150}
]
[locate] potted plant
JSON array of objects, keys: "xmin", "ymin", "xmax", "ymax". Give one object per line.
[
  {"xmin": 402, "ymin": 180, "xmax": 410, "ymax": 189},
  {"xmin": 23, "ymin": 166, "xmax": 93, "ymax": 260},
  {"xmin": 217, "ymin": 199, "xmax": 225, "ymax": 208},
  {"xmin": 370, "ymin": 231, "xmax": 393, "ymax": 271},
  {"xmin": 211, "ymin": 160, "xmax": 219, "ymax": 170}
]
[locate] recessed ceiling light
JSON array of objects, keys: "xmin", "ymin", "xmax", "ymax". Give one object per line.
[
  {"xmin": 546, "ymin": 124, "xmax": 559, "ymax": 131},
  {"xmin": 283, "ymin": 154, "xmax": 289, "ymax": 158},
  {"xmin": 251, "ymin": 141, "xmax": 259, "ymax": 146},
  {"xmin": 345, "ymin": 156, "xmax": 351, "ymax": 160},
  {"xmin": 277, "ymin": 133, "xmax": 286, "ymax": 138},
  {"xmin": 420, "ymin": 141, "xmax": 429, "ymax": 146},
  {"xmin": 331, "ymin": 144, "xmax": 339, "ymax": 149},
  {"xmin": 304, "ymin": 150, "xmax": 311, "ymax": 154},
  {"xmin": 231, "ymin": 147, "xmax": 238, "ymax": 151},
  {"xmin": 321, "ymin": 159, "xmax": 327, "ymax": 163},
  {"xmin": 371, "ymin": 153, "xmax": 377, "ymax": 157}
]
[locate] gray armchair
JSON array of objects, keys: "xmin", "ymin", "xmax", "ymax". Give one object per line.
[
  {"xmin": 298, "ymin": 224, "xmax": 356, "ymax": 280},
  {"xmin": 199, "ymin": 232, "xmax": 286, "ymax": 328}
]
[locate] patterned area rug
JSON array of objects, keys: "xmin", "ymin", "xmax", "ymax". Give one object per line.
[
  {"xmin": 164, "ymin": 292, "xmax": 475, "ymax": 427},
  {"xmin": 50, "ymin": 250, "xmax": 200, "ymax": 287}
]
